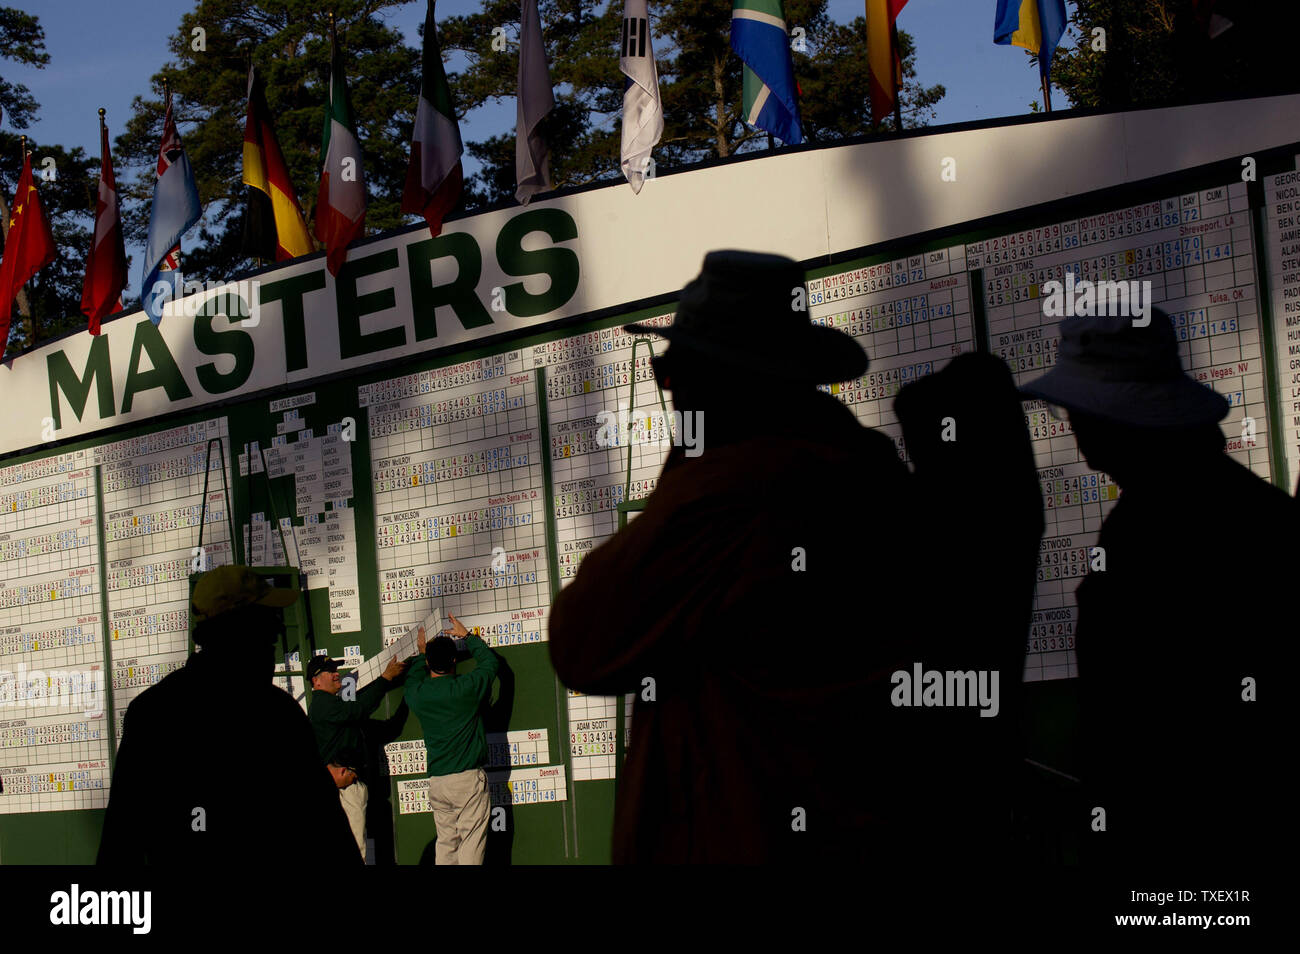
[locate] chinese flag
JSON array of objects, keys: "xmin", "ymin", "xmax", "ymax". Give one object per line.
[{"xmin": 0, "ymin": 151, "xmax": 56, "ymax": 362}]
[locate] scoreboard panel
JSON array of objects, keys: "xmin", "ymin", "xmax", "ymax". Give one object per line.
[
  {"xmin": 0, "ymin": 449, "xmax": 107, "ymax": 814},
  {"xmin": 1263, "ymin": 162, "xmax": 1300, "ymax": 491},
  {"xmin": 971, "ymin": 179, "xmax": 1270, "ymax": 680},
  {"xmin": 97, "ymin": 419, "xmax": 235, "ymax": 740},
  {"xmin": 527, "ymin": 319, "xmax": 672, "ymax": 782},
  {"xmin": 3, "ymin": 144, "xmax": 1298, "ymax": 861},
  {"xmin": 808, "ymin": 244, "xmax": 977, "ymax": 459}
]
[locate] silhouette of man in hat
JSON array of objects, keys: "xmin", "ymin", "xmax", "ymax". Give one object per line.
[
  {"xmin": 548, "ymin": 250, "xmax": 917, "ymax": 863},
  {"xmin": 1022, "ymin": 308, "xmax": 1296, "ymax": 870},
  {"xmin": 98, "ymin": 566, "xmax": 359, "ymax": 865},
  {"xmin": 895, "ymin": 352, "xmax": 1043, "ymax": 858}
]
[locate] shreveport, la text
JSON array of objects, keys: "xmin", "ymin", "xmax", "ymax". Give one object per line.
[
  {"xmin": 49, "ymin": 884, "xmax": 151, "ymax": 934},
  {"xmin": 890, "ymin": 663, "xmax": 1000, "ymax": 717}
]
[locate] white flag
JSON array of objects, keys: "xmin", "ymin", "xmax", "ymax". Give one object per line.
[
  {"xmin": 516, "ymin": 0, "xmax": 555, "ymax": 205},
  {"xmin": 620, "ymin": 0, "xmax": 663, "ymax": 193}
]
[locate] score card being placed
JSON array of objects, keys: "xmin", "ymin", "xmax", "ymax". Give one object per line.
[{"xmin": 354, "ymin": 607, "xmax": 442, "ymax": 687}]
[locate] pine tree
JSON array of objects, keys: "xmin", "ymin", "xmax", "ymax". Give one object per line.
[
  {"xmin": 112, "ymin": 0, "xmax": 419, "ymax": 297},
  {"xmin": 1051, "ymin": 1, "xmax": 1300, "ymax": 110},
  {"xmin": 0, "ymin": 8, "xmax": 96, "ymax": 353}
]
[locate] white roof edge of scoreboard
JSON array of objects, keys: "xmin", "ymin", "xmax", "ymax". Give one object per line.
[
  {"xmin": 3, "ymin": 92, "xmax": 1298, "ymax": 461},
  {"xmin": 575, "ymin": 91, "xmax": 1300, "ymax": 300}
]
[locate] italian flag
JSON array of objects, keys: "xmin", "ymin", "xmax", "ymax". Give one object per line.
[
  {"xmin": 315, "ymin": 40, "xmax": 366, "ymax": 276},
  {"xmin": 402, "ymin": 0, "xmax": 463, "ymax": 236}
]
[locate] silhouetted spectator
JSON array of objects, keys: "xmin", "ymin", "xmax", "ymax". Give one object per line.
[
  {"xmin": 549, "ymin": 249, "xmax": 916, "ymax": 863},
  {"xmin": 1021, "ymin": 308, "xmax": 1296, "ymax": 870},
  {"xmin": 895, "ymin": 352, "xmax": 1043, "ymax": 852},
  {"xmin": 97, "ymin": 566, "xmax": 358, "ymax": 865}
]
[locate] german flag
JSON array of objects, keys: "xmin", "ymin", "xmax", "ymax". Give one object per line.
[{"xmin": 242, "ymin": 65, "xmax": 313, "ymax": 262}]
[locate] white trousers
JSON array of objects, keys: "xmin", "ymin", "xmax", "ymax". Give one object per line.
[
  {"xmin": 427, "ymin": 767, "xmax": 489, "ymax": 865},
  {"xmin": 338, "ymin": 779, "xmax": 369, "ymax": 862}
]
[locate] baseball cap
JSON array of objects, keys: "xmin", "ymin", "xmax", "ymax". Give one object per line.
[
  {"xmin": 191, "ymin": 565, "xmax": 298, "ymax": 622},
  {"xmin": 305, "ymin": 655, "xmax": 342, "ymax": 681}
]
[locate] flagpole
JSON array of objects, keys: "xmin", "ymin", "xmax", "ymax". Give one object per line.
[
  {"xmin": 14, "ymin": 135, "xmax": 34, "ymax": 345},
  {"xmin": 161, "ymin": 76, "xmax": 182, "ymax": 275},
  {"xmin": 92, "ymin": 107, "xmax": 105, "ymax": 215},
  {"xmin": 891, "ymin": 22, "xmax": 904, "ymax": 132},
  {"xmin": 0, "ymin": 153, "xmax": 20, "ymax": 325},
  {"xmin": 1041, "ymin": 73, "xmax": 1052, "ymax": 112}
]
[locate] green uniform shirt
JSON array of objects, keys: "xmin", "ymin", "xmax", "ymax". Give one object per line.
[
  {"xmin": 405, "ymin": 635, "xmax": 500, "ymax": 777},
  {"xmin": 309, "ymin": 674, "xmax": 394, "ymax": 773}
]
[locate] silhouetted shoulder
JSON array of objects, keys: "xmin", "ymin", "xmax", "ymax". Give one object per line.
[
  {"xmin": 264, "ymin": 682, "xmax": 312, "ymax": 722},
  {"xmin": 119, "ymin": 664, "xmax": 193, "ymax": 721}
]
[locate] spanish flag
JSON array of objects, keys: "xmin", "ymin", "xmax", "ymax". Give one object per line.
[
  {"xmin": 994, "ymin": 0, "xmax": 1068, "ymax": 81},
  {"xmin": 0, "ymin": 149, "xmax": 56, "ymax": 363},
  {"xmin": 242, "ymin": 66, "xmax": 313, "ymax": 262},
  {"xmin": 866, "ymin": 1, "xmax": 909, "ymax": 126}
]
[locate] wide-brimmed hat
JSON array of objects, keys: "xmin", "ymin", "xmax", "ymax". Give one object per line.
[
  {"xmin": 623, "ymin": 250, "xmax": 868, "ymax": 384},
  {"xmin": 1019, "ymin": 308, "xmax": 1229, "ymax": 427}
]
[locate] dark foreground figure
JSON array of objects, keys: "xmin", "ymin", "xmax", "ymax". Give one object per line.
[
  {"xmin": 552, "ymin": 250, "xmax": 927, "ymax": 862},
  {"xmin": 1023, "ymin": 309, "xmax": 1296, "ymax": 871},
  {"xmin": 98, "ymin": 566, "xmax": 358, "ymax": 865},
  {"xmin": 895, "ymin": 352, "xmax": 1044, "ymax": 855}
]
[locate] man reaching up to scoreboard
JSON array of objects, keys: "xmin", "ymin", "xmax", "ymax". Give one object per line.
[
  {"xmin": 307, "ymin": 651, "xmax": 407, "ymax": 863},
  {"xmin": 406, "ymin": 613, "xmax": 500, "ymax": 865}
]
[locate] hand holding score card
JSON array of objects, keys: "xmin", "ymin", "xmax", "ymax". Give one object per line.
[{"xmin": 352, "ymin": 607, "xmax": 441, "ymax": 688}]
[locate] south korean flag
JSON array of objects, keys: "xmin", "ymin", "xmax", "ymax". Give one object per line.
[{"xmin": 620, "ymin": 0, "xmax": 664, "ymax": 193}]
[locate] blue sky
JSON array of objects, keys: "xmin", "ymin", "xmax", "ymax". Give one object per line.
[{"xmin": 3, "ymin": 0, "xmax": 1069, "ymax": 296}]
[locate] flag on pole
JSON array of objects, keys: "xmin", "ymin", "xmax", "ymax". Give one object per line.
[
  {"xmin": 315, "ymin": 30, "xmax": 367, "ymax": 276},
  {"xmin": 866, "ymin": 1, "xmax": 909, "ymax": 125},
  {"xmin": 516, "ymin": 0, "xmax": 555, "ymax": 205},
  {"xmin": 731, "ymin": 1, "xmax": 802, "ymax": 145},
  {"xmin": 994, "ymin": 0, "xmax": 1068, "ymax": 81},
  {"xmin": 620, "ymin": 0, "xmax": 663, "ymax": 193},
  {"xmin": 153, "ymin": 100, "xmax": 182, "ymax": 302},
  {"xmin": 0, "ymin": 149, "xmax": 56, "ymax": 362},
  {"xmin": 141, "ymin": 93, "xmax": 202, "ymax": 324},
  {"xmin": 402, "ymin": 0, "xmax": 464, "ymax": 236},
  {"xmin": 81, "ymin": 113, "xmax": 128, "ymax": 334},
  {"xmin": 243, "ymin": 66, "xmax": 313, "ymax": 262}
]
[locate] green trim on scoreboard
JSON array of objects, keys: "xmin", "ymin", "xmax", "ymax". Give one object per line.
[{"xmin": 7, "ymin": 140, "xmax": 1300, "ymax": 865}]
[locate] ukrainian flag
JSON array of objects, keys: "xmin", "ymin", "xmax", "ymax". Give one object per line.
[{"xmin": 994, "ymin": 0, "xmax": 1068, "ymax": 80}]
